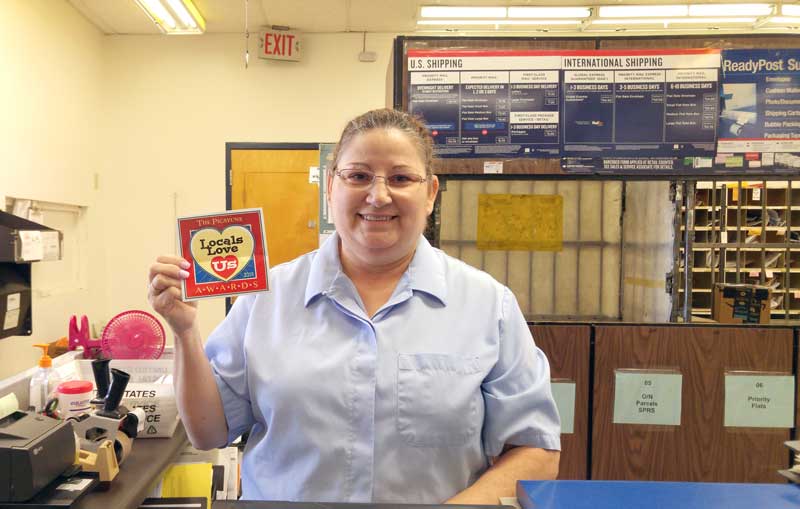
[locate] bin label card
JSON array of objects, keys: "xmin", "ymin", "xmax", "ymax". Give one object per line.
[
  {"xmin": 613, "ymin": 371, "xmax": 683, "ymax": 426},
  {"xmin": 724, "ymin": 373, "xmax": 794, "ymax": 428},
  {"xmin": 551, "ymin": 381, "xmax": 576, "ymax": 434}
]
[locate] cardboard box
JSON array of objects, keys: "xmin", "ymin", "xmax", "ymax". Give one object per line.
[
  {"xmin": 712, "ymin": 283, "xmax": 771, "ymax": 324},
  {"xmin": 71, "ymin": 357, "xmax": 180, "ymax": 438}
]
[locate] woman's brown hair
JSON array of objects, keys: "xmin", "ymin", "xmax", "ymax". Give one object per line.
[{"xmin": 330, "ymin": 108, "xmax": 435, "ymax": 177}]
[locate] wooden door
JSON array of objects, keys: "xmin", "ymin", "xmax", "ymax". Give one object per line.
[{"xmin": 230, "ymin": 147, "xmax": 320, "ymax": 267}]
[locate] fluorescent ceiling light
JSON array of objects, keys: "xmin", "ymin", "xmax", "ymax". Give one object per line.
[
  {"xmin": 165, "ymin": 0, "xmax": 197, "ymax": 28},
  {"xmin": 420, "ymin": 6, "xmax": 507, "ymax": 18},
  {"xmin": 665, "ymin": 17, "xmax": 757, "ymax": 23},
  {"xmin": 598, "ymin": 5, "xmax": 688, "ymax": 17},
  {"xmin": 688, "ymin": 3, "xmax": 772, "ymax": 16},
  {"xmin": 587, "ymin": 27, "xmax": 681, "ymax": 32},
  {"xmin": 136, "ymin": 0, "xmax": 176, "ymax": 29},
  {"xmin": 508, "ymin": 7, "xmax": 591, "ymax": 19},
  {"xmin": 135, "ymin": 0, "xmax": 205, "ymax": 34},
  {"xmin": 592, "ymin": 17, "xmax": 756, "ymax": 25},
  {"xmin": 417, "ymin": 19, "xmax": 582, "ymax": 26},
  {"xmin": 769, "ymin": 16, "xmax": 800, "ymax": 24},
  {"xmin": 781, "ymin": 5, "xmax": 800, "ymax": 16}
]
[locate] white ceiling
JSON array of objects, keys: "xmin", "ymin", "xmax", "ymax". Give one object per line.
[
  {"xmin": 67, "ymin": 0, "xmax": 800, "ymax": 36},
  {"xmin": 68, "ymin": 0, "xmax": 424, "ymax": 34}
]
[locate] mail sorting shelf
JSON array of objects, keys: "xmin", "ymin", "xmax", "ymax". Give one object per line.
[{"xmin": 675, "ymin": 180, "xmax": 800, "ymax": 322}]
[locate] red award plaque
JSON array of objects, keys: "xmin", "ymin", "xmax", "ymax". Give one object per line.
[{"xmin": 177, "ymin": 209, "xmax": 270, "ymax": 301}]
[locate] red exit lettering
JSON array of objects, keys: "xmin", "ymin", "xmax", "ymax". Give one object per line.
[{"xmin": 264, "ymin": 33, "xmax": 295, "ymax": 57}]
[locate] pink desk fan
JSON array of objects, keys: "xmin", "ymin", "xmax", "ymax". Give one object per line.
[{"xmin": 69, "ymin": 310, "xmax": 165, "ymax": 359}]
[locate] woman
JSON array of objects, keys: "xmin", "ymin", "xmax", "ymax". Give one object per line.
[{"xmin": 148, "ymin": 108, "xmax": 560, "ymax": 504}]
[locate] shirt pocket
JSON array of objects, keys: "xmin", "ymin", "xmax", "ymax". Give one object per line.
[{"xmin": 396, "ymin": 353, "xmax": 482, "ymax": 447}]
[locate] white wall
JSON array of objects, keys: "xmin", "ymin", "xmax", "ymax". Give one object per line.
[
  {"xmin": 1, "ymin": 1, "xmax": 679, "ymax": 381},
  {"xmin": 0, "ymin": 0, "xmax": 105, "ymax": 379},
  {"xmin": 99, "ymin": 31, "xmax": 396, "ymax": 342},
  {"xmin": 1, "ymin": 1, "xmax": 397, "ymax": 379}
]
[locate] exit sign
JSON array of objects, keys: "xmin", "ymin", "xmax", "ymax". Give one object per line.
[{"xmin": 259, "ymin": 29, "xmax": 302, "ymax": 62}]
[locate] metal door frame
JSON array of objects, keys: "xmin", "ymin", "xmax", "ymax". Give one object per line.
[{"xmin": 224, "ymin": 142, "xmax": 321, "ymax": 313}]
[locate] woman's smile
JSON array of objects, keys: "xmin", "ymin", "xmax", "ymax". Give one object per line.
[{"xmin": 358, "ymin": 213, "xmax": 398, "ymax": 222}]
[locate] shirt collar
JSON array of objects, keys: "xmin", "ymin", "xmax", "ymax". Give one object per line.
[
  {"xmin": 305, "ymin": 232, "xmax": 342, "ymax": 307},
  {"xmin": 304, "ymin": 232, "xmax": 447, "ymax": 307},
  {"xmin": 406, "ymin": 235, "xmax": 447, "ymax": 306}
]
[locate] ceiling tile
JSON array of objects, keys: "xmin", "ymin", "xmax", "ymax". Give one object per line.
[{"xmin": 260, "ymin": 0, "xmax": 348, "ymax": 32}]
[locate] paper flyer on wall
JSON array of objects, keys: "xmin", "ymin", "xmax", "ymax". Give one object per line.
[
  {"xmin": 177, "ymin": 209, "xmax": 270, "ymax": 301},
  {"xmin": 717, "ymin": 49, "xmax": 800, "ymax": 171}
]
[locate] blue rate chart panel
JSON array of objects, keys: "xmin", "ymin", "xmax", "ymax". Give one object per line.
[
  {"xmin": 407, "ymin": 50, "xmax": 561, "ymax": 158},
  {"xmin": 561, "ymin": 49, "xmax": 720, "ymax": 158},
  {"xmin": 509, "ymin": 70, "xmax": 561, "ymax": 148},
  {"xmin": 718, "ymin": 49, "xmax": 800, "ymax": 170},
  {"xmin": 460, "ymin": 70, "xmax": 510, "ymax": 145}
]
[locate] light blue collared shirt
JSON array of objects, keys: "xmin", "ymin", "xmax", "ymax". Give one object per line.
[{"xmin": 205, "ymin": 233, "xmax": 560, "ymax": 503}]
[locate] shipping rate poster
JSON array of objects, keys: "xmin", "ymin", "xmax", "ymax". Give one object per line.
[
  {"xmin": 561, "ymin": 49, "xmax": 720, "ymax": 161},
  {"xmin": 717, "ymin": 49, "xmax": 800, "ymax": 171},
  {"xmin": 407, "ymin": 50, "xmax": 562, "ymax": 158}
]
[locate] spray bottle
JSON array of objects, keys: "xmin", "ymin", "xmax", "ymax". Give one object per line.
[{"xmin": 29, "ymin": 344, "xmax": 61, "ymax": 413}]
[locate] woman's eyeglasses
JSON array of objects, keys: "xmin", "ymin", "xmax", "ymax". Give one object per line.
[{"xmin": 334, "ymin": 169, "xmax": 428, "ymax": 190}]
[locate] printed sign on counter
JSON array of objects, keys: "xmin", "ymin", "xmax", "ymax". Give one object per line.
[
  {"xmin": 551, "ymin": 380, "xmax": 576, "ymax": 434},
  {"xmin": 613, "ymin": 370, "xmax": 683, "ymax": 426},
  {"xmin": 724, "ymin": 372, "xmax": 794, "ymax": 428}
]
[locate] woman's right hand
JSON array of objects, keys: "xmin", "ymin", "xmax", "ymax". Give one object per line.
[{"xmin": 148, "ymin": 255, "xmax": 198, "ymax": 337}]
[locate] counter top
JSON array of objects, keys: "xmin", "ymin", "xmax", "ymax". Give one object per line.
[
  {"xmin": 516, "ymin": 480, "xmax": 800, "ymax": 509},
  {"xmin": 211, "ymin": 504, "xmax": 509, "ymax": 509},
  {"xmin": 75, "ymin": 422, "xmax": 188, "ymax": 509}
]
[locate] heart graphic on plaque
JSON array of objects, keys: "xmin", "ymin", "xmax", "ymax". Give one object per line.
[{"xmin": 190, "ymin": 226, "xmax": 254, "ymax": 281}]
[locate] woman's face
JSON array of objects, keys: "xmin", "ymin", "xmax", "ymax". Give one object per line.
[{"xmin": 328, "ymin": 128, "xmax": 439, "ymax": 269}]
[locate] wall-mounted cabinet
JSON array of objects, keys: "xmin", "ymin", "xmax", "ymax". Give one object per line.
[
  {"xmin": 0, "ymin": 210, "xmax": 62, "ymax": 339},
  {"xmin": 676, "ymin": 180, "xmax": 800, "ymax": 322}
]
